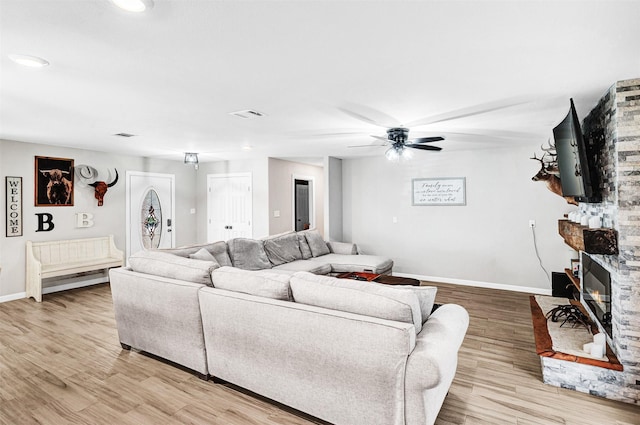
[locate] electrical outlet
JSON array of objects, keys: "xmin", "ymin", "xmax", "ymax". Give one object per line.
[{"xmin": 529, "ymin": 220, "xmax": 536, "ymax": 228}]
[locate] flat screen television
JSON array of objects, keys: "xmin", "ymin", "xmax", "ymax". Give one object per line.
[{"xmin": 552, "ymin": 99, "xmax": 598, "ymax": 201}]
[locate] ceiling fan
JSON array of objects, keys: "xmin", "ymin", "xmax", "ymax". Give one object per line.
[
  {"xmin": 338, "ymin": 97, "xmax": 534, "ymax": 160},
  {"xmin": 351, "ymin": 127, "xmax": 444, "ymax": 161}
]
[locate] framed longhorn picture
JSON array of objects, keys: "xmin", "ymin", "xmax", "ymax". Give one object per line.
[{"xmin": 35, "ymin": 156, "xmax": 74, "ymax": 206}]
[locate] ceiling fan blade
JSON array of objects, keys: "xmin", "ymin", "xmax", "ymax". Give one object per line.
[
  {"xmin": 410, "ymin": 136, "xmax": 445, "ymax": 144},
  {"xmin": 347, "ymin": 143, "xmax": 387, "ymax": 148},
  {"xmin": 338, "ymin": 103, "xmax": 400, "ymax": 128},
  {"xmin": 370, "ymin": 135, "xmax": 390, "ymax": 142},
  {"xmin": 406, "ymin": 144, "xmax": 442, "ymax": 151},
  {"xmin": 405, "ymin": 96, "xmax": 530, "ymax": 128}
]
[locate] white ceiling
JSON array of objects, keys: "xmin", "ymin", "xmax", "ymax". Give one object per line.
[{"xmin": 1, "ymin": 0, "xmax": 639, "ymax": 163}]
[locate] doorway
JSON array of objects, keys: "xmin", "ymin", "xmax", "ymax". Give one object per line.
[
  {"xmin": 293, "ymin": 176, "xmax": 314, "ymax": 231},
  {"xmin": 126, "ymin": 171, "xmax": 176, "ymax": 259},
  {"xmin": 207, "ymin": 173, "xmax": 253, "ymax": 242}
]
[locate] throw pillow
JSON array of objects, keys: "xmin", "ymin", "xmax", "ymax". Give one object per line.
[
  {"xmin": 211, "ymin": 267, "xmax": 292, "ymax": 301},
  {"xmin": 263, "ymin": 232, "xmax": 302, "ymax": 266},
  {"xmin": 296, "ymin": 232, "xmax": 313, "ymax": 259},
  {"xmin": 290, "ymin": 272, "xmax": 422, "ymax": 333},
  {"xmin": 203, "ymin": 241, "xmax": 233, "ymax": 267},
  {"xmin": 373, "ymin": 284, "xmax": 437, "ymax": 323},
  {"xmin": 304, "ymin": 230, "xmax": 330, "ymax": 257},
  {"xmin": 227, "ymin": 238, "xmax": 272, "ymax": 270},
  {"xmin": 189, "ymin": 247, "xmax": 217, "ymax": 262},
  {"xmin": 129, "ymin": 250, "xmax": 219, "ymax": 286}
]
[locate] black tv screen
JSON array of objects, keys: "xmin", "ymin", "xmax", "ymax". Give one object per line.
[{"xmin": 553, "ymin": 99, "xmax": 595, "ymax": 199}]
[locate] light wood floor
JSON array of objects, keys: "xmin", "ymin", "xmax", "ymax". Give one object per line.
[{"xmin": 0, "ymin": 283, "xmax": 638, "ymax": 425}]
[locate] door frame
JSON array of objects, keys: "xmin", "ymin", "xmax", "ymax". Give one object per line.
[
  {"xmin": 292, "ymin": 174, "xmax": 315, "ymax": 231},
  {"xmin": 207, "ymin": 172, "xmax": 253, "ymax": 242},
  {"xmin": 125, "ymin": 171, "xmax": 176, "ymax": 258}
]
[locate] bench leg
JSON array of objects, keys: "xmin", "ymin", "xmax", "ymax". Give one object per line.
[{"xmin": 120, "ymin": 342, "xmax": 131, "ymax": 350}]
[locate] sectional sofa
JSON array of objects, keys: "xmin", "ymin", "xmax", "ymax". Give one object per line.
[{"xmin": 109, "ymin": 230, "xmax": 469, "ymax": 425}]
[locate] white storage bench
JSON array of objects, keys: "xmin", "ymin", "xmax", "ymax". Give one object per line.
[{"xmin": 26, "ymin": 235, "xmax": 124, "ymax": 302}]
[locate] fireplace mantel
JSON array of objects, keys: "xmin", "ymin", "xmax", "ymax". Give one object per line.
[{"xmin": 558, "ymin": 219, "xmax": 618, "ymax": 255}]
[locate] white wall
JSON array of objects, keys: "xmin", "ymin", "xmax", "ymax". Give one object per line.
[
  {"xmin": 196, "ymin": 158, "xmax": 270, "ymax": 240},
  {"xmin": 0, "ymin": 139, "xmax": 198, "ymax": 298},
  {"xmin": 267, "ymin": 158, "xmax": 324, "ymax": 237},
  {"xmin": 324, "ymin": 156, "xmax": 343, "ymax": 242},
  {"xmin": 342, "ymin": 144, "xmax": 576, "ymax": 292}
]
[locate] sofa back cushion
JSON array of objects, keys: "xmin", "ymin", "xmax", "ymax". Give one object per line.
[
  {"xmin": 304, "ymin": 230, "xmax": 330, "ymax": 257},
  {"xmin": 161, "ymin": 241, "xmax": 232, "ymax": 267},
  {"xmin": 211, "ymin": 266, "xmax": 292, "ymax": 301},
  {"xmin": 263, "ymin": 232, "xmax": 302, "ymax": 266},
  {"xmin": 227, "ymin": 238, "xmax": 272, "ymax": 270},
  {"xmin": 129, "ymin": 250, "xmax": 219, "ymax": 286},
  {"xmin": 290, "ymin": 272, "xmax": 422, "ymax": 333}
]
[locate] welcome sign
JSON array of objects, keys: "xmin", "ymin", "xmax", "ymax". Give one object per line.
[{"xmin": 6, "ymin": 177, "xmax": 23, "ymax": 237}]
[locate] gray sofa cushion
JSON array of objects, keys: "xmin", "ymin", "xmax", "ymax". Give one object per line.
[
  {"xmin": 263, "ymin": 232, "xmax": 302, "ymax": 266},
  {"xmin": 129, "ymin": 250, "xmax": 219, "ymax": 286},
  {"xmin": 227, "ymin": 238, "xmax": 272, "ymax": 270},
  {"xmin": 304, "ymin": 230, "xmax": 330, "ymax": 257},
  {"xmin": 211, "ymin": 266, "xmax": 292, "ymax": 301},
  {"xmin": 272, "ymin": 259, "xmax": 332, "ymax": 275},
  {"xmin": 296, "ymin": 232, "xmax": 313, "ymax": 259},
  {"xmin": 290, "ymin": 272, "xmax": 422, "ymax": 333},
  {"xmin": 307, "ymin": 253, "xmax": 393, "ymax": 274}
]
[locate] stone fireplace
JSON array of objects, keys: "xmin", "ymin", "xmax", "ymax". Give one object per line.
[{"xmin": 542, "ymin": 78, "xmax": 640, "ymax": 404}]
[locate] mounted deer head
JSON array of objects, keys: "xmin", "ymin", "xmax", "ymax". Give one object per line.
[{"xmin": 531, "ymin": 142, "xmax": 578, "ymax": 205}]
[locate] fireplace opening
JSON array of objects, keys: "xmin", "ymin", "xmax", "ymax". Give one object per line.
[{"xmin": 581, "ymin": 252, "xmax": 612, "ymax": 338}]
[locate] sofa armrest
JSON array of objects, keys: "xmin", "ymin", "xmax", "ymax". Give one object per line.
[
  {"xmin": 327, "ymin": 241, "xmax": 358, "ymax": 255},
  {"xmin": 404, "ymin": 304, "xmax": 469, "ymax": 425}
]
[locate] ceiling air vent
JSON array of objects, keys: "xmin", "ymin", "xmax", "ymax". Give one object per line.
[
  {"xmin": 229, "ymin": 109, "xmax": 266, "ymax": 119},
  {"xmin": 114, "ymin": 132, "xmax": 136, "ymax": 137}
]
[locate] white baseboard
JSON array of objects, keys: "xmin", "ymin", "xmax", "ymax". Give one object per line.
[
  {"xmin": 0, "ymin": 292, "xmax": 27, "ymax": 303},
  {"xmin": 0, "ymin": 276, "xmax": 109, "ymax": 304},
  {"xmin": 393, "ymin": 272, "xmax": 553, "ymax": 296}
]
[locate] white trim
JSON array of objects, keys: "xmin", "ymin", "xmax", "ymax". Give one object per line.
[
  {"xmin": 0, "ymin": 292, "xmax": 27, "ymax": 303},
  {"xmin": 0, "ymin": 277, "xmax": 110, "ymax": 303},
  {"xmin": 393, "ymin": 272, "xmax": 553, "ymax": 295},
  {"xmin": 292, "ymin": 174, "xmax": 315, "ymax": 231}
]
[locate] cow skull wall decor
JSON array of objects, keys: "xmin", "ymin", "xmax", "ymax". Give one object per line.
[{"xmin": 76, "ymin": 166, "xmax": 119, "ymax": 206}]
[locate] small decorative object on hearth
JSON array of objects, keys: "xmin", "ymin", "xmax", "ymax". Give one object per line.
[{"xmin": 545, "ymin": 304, "xmax": 591, "ymax": 332}]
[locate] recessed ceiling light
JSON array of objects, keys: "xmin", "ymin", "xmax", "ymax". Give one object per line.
[
  {"xmin": 8, "ymin": 54, "xmax": 49, "ymax": 68},
  {"xmin": 242, "ymin": 146, "xmax": 253, "ymax": 151},
  {"xmin": 110, "ymin": 0, "xmax": 153, "ymax": 13}
]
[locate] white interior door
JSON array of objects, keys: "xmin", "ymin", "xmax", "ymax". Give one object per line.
[
  {"xmin": 126, "ymin": 171, "xmax": 175, "ymax": 259},
  {"xmin": 207, "ymin": 173, "xmax": 252, "ymax": 242}
]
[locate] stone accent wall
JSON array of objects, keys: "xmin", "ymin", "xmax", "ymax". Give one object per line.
[{"xmin": 546, "ymin": 79, "xmax": 640, "ymax": 404}]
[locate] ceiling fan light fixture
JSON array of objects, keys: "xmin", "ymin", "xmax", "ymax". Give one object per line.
[
  {"xmin": 385, "ymin": 147, "xmax": 400, "ymax": 161},
  {"xmin": 110, "ymin": 0, "xmax": 153, "ymax": 13}
]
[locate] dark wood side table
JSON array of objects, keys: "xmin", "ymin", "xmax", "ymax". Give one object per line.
[{"xmin": 336, "ymin": 272, "xmax": 421, "ymax": 286}]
